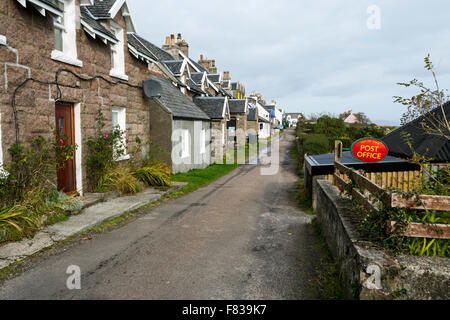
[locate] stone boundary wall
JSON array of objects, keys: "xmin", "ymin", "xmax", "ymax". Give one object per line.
[{"xmin": 315, "ymin": 179, "xmax": 450, "ymax": 300}]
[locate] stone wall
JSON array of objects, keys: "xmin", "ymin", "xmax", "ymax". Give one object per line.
[
  {"xmin": 0, "ymin": 1, "xmax": 150, "ymax": 193},
  {"xmin": 210, "ymin": 120, "xmax": 227, "ymax": 163},
  {"xmin": 315, "ymin": 179, "xmax": 450, "ymax": 300}
]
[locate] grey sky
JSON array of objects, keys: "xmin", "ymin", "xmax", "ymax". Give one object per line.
[{"xmin": 128, "ymin": 0, "xmax": 450, "ymax": 125}]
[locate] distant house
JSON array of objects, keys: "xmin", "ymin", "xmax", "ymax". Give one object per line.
[
  {"xmin": 228, "ymin": 99, "xmax": 249, "ymax": 146},
  {"xmin": 193, "ymin": 97, "xmax": 230, "ymax": 162},
  {"xmin": 343, "ymin": 110, "xmax": 360, "ymax": 124},
  {"xmin": 382, "ymin": 102, "xmax": 450, "ymax": 164},
  {"xmin": 144, "ymin": 74, "xmax": 211, "ymax": 174}
]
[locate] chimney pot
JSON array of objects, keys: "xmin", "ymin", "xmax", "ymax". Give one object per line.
[
  {"xmin": 200, "ymin": 54, "xmax": 204, "ymax": 61},
  {"xmin": 170, "ymin": 34, "xmax": 175, "ymax": 45},
  {"xmin": 165, "ymin": 36, "xmax": 170, "ymax": 45}
]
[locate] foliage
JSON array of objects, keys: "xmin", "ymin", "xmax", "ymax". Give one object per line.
[
  {"xmin": 99, "ymin": 166, "xmax": 144, "ymax": 195},
  {"xmin": 0, "ymin": 207, "xmax": 34, "ymax": 234},
  {"xmin": 0, "ymin": 135, "xmax": 76, "ymax": 210},
  {"xmin": 86, "ymin": 109, "xmax": 126, "ymax": 191},
  {"xmin": 135, "ymin": 161, "xmax": 172, "ymax": 187},
  {"xmin": 299, "ymin": 134, "xmax": 331, "ymax": 155},
  {"xmin": 315, "ymin": 116, "xmax": 346, "ymax": 138},
  {"xmin": 394, "ymin": 54, "xmax": 450, "ymax": 140}
]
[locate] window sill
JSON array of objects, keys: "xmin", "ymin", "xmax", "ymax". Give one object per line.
[
  {"xmin": 51, "ymin": 50, "xmax": 83, "ymax": 67},
  {"xmin": 115, "ymin": 154, "xmax": 131, "ymax": 162},
  {"xmin": 109, "ymin": 70, "xmax": 129, "ymax": 81}
]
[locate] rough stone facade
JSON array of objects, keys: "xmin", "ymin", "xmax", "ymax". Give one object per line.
[
  {"xmin": 234, "ymin": 114, "xmax": 247, "ymax": 146},
  {"xmin": 210, "ymin": 120, "xmax": 227, "ymax": 163},
  {"xmin": 315, "ymin": 179, "xmax": 450, "ymax": 300},
  {"xmin": 0, "ymin": 1, "xmax": 150, "ymax": 194}
]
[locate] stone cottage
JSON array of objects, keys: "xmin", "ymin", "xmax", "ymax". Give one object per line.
[
  {"xmin": 193, "ymin": 96, "xmax": 230, "ymax": 163},
  {"xmin": 0, "ymin": 0, "xmax": 152, "ymax": 194},
  {"xmin": 144, "ymin": 73, "xmax": 211, "ymax": 174},
  {"xmin": 228, "ymin": 99, "xmax": 248, "ymax": 146}
]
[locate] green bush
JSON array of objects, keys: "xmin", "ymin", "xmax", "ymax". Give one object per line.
[
  {"xmin": 135, "ymin": 161, "xmax": 172, "ymax": 187},
  {"xmin": 86, "ymin": 110, "xmax": 126, "ymax": 191},
  {"xmin": 99, "ymin": 166, "xmax": 144, "ymax": 195},
  {"xmin": 301, "ymin": 134, "xmax": 331, "ymax": 155}
]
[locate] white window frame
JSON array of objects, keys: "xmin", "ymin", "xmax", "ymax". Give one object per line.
[
  {"xmin": 200, "ymin": 129, "xmax": 206, "ymax": 154},
  {"xmin": 112, "ymin": 107, "xmax": 129, "ymax": 161},
  {"xmin": 51, "ymin": 0, "xmax": 83, "ymax": 67},
  {"xmin": 109, "ymin": 22, "xmax": 128, "ymax": 81},
  {"xmin": 181, "ymin": 129, "xmax": 190, "ymax": 159}
]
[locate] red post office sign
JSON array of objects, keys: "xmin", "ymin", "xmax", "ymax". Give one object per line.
[{"xmin": 351, "ymin": 138, "xmax": 389, "ymax": 163}]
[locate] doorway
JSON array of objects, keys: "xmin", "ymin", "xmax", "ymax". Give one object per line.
[{"xmin": 55, "ymin": 102, "xmax": 76, "ymax": 193}]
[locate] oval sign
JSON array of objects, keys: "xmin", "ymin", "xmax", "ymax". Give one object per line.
[{"xmin": 351, "ymin": 138, "xmax": 388, "ymax": 163}]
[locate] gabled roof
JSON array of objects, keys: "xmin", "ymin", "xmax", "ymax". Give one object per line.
[
  {"xmin": 85, "ymin": 0, "xmax": 136, "ymax": 33},
  {"xmin": 186, "ymin": 79, "xmax": 205, "ymax": 95},
  {"xmin": 145, "ymin": 74, "xmax": 210, "ymax": 121},
  {"xmin": 189, "ymin": 58, "xmax": 208, "ymax": 73},
  {"xmin": 84, "ymin": 0, "xmax": 116, "ymax": 18},
  {"xmin": 194, "ymin": 97, "xmax": 228, "ymax": 120},
  {"xmin": 126, "ymin": 33, "xmax": 156, "ymax": 62},
  {"xmin": 80, "ymin": 6, "xmax": 118, "ymax": 44},
  {"xmin": 222, "ymin": 80, "xmax": 231, "ymax": 89},
  {"xmin": 15, "ymin": 0, "xmax": 64, "ymax": 17},
  {"xmin": 127, "ymin": 34, "xmax": 175, "ymax": 62},
  {"xmin": 229, "ymin": 99, "xmax": 247, "ymax": 114},
  {"xmin": 258, "ymin": 116, "xmax": 270, "ymax": 123},
  {"xmin": 190, "ymin": 72, "xmax": 205, "ymax": 85},
  {"xmin": 207, "ymin": 74, "xmax": 221, "ymax": 83},
  {"xmin": 162, "ymin": 60, "xmax": 185, "ymax": 76},
  {"xmin": 382, "ymin": 102, "xmax": 450, "ymax": 163}
]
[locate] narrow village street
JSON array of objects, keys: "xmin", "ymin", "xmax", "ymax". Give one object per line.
[{"xmin": 0, "ymin": 129, "xmax": 329, "ymax": 300}]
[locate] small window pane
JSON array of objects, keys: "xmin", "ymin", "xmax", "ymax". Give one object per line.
[
  {"xmin": 59, "ymin": 117, "xmax": 64, "ymax": 136},
  {"xmin": 112, "ymin": 111, "xmax": 119, "ymax": 129},
  {"xmin": 54, "ymin": 27, "xmax": 63, "ymax": 51}
]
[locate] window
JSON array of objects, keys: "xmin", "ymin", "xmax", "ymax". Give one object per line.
[
  {"xmin": 51, "ymin": 0, "xmax": 82, "ymax": 67},
  {"xmin": 112, "ymin": 107, "xmax": 129, "ymax": 161},
  {"xmin": 200, "ymin": 129, "xmax": 206, "ymax": 154},
  {"xmin": 181, "ymin": 129, "xmax": 190, "ymax": 159},
  {"xmin": 110, "ymin": 22, "xmax": 128, "ymax": 80},
  {"xmin": 260, "ymin": 123, "xmax": 263, "ymax": 130}
]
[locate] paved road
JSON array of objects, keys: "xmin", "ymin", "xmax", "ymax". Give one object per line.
[{"xmin": 0, "ymin": 129, "xmax": 328, "ymax": 300}]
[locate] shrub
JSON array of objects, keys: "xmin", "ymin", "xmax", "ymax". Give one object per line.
[
  {"xmin": 135, "ymin": 161, "xmax": 172, "ymax": 187},
  {"xmin": 99, "ymin": 166, "xmax": 144, "ymax": 195},
  {"xmin": 301, "ymin": 134, "xmax": 331, "ymax": 155},
  {"xmin": 86, "ymin": 109, "xmax": 126, "ymax": 191},
  {"xmin": 315, "ymin": 116, "xmax": 346, "ymax": 137}
]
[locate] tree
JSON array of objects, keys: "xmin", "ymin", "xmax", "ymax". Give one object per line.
[
  {"xmin": 354, "ymin": 112, "xmax": 371, "ymax": 125},
  {"xmin": 394, "ymin": 55, "xmax": 450, "ymax": 141},
  {"xmin": 314, "ymin": 115, "xmax": 346, "ymax": 138}
]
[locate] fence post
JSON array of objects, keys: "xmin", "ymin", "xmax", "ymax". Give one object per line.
[{"xmin": 334, "ymin": 140, "xmax": 343, "ymax": 163}]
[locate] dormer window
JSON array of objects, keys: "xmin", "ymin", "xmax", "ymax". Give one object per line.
[
  {"xmin": 110, "ymin": 22, "xmax": 128, "ymax": 81},
  {"xmin": 51, "ymin": 0, "xmax": 82, "ymax": 67}
]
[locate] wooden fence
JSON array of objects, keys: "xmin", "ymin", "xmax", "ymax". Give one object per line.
[{"xmin": 333, "ymin": 141, "xmax": 450, "ymax": 240}]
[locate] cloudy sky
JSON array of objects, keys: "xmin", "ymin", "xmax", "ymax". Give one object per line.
[{"xmin": 128, "ymin": 0, "xmax": 450, "ymax": 125}]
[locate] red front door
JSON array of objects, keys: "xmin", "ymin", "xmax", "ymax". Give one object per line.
[{"xmin": 55, "ymin": 102, "xmax": 76, "ymax": 193}]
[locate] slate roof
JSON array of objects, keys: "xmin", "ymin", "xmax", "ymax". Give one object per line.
[
  {"xmin": 229, "ymin": 99, "xmax": 247, "ymax": 114},
  {"xmin": 207, "ymin": 74, "xmax": 221, "ymax": 83},
  {"xmin": 247, "ymin": 108, "xmax": 257, "ymax": 121},
  {"xmin": 85, "ymin": 0, "xmax": 117, "ymax": 19},
  {"xmin": 41, "ymin": 0, "xmax": 63, "ymax": 11},
  {"xmin": 231, "ymin": 82, "xmax": 238, "ymax": 90},
  {"xmin": 162, "ymin": 60, "xmax": 184, "ymax": 75},
  {"xmin": 80, "ymin": 6, "xmax": 117, "ymax": 42},
  {"xmin": 193, "ymin": 97, "xmax": 227, "ymax": 120},
  {"xmin": 382, "ymin": 102, "xmax": 450, "ymax": 163},
  {"xmin": 189, "ymin": 58, "xmax": 208, "ymax": 73},
  {"xmin": 190, "ymin": 72, "xmax": 204, "ymax": 85},
  {"xmin": 127, "ymin": 34, "xmax": 175, "ymax": 61},
  {"xmin": 146, "ymin": 74, "xmax": 210, "ymax": 121},
  {"xmin": 222, "ymin": 80, "xmax": 231, "ymax": 89},
  {"xmin": 186, "ymin": 79, "xmax": 205, "ymax": 95}
]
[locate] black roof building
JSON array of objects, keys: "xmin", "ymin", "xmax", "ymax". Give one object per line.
[
  {"xmin": 228, "ymin": 99, "xmax": 247, "ymax": 114},
  {"xmin": 145, "ymin": 74, "xmax": 210, "ymax": 121},
  {"xmin": 193, "ymin": 97, "xmax": 228, "ymax": 121},
  {"xmin": 382, "ymin": 102, "xmax": 450, "ymax": 163},
  {"xmin": 127, "ymin": 33, "xmax": 175, "ymax": 61}
]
